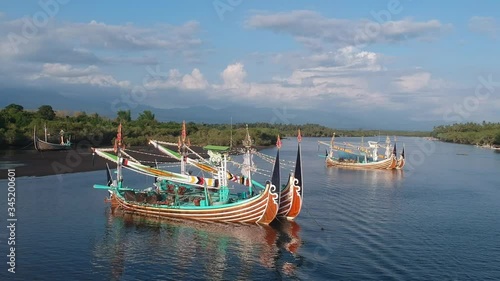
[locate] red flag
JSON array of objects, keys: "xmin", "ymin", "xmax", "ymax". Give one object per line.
[
  {"xmin": 181, "ymin": 120, "xmax": 187, "ymax": 142},
  {"xmin": 297, "ymin": 129, "xmax": 302, "ymax": 143},
  {"xmin": 276, "ymin": 135, "xmax": 282, "ymax": 149}
]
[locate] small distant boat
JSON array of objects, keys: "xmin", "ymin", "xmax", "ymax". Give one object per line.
[
  {"xmin": 33, "ymin": 125, "xmax": 72, "ymax": 151},
  {"xmin": 320, "ymin": 134, "xmax": 402, "ymax": 170}
]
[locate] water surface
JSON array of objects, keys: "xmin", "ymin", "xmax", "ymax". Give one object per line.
[{"xmin": 1, "ymin": 137, "xmax": 499, "ymax": 280}]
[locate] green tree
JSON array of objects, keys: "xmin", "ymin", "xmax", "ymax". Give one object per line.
[
  {"xmin": 5, "ymin": 104, "xmax": 23, "ymax": 112},
  {"xmin": 116, "ymin": 110, "xmax": 132, "ymax": 123},
  {"xmin": 494, "ymin": 133, "xmax": 500, "ymax": 146},
  {"xmin": 37, "ymin": 105, "xmax": 56, "ymax": 120},
  {"xmin": 137, "ymin": 110, "xmax": 156, "ymax": 125}
]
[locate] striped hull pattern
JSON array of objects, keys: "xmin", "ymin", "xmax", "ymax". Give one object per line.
[
  {"xmin": 396, "ymin": 157, "xmax": 405, "ymax": 170},
  {"xmin": 285, "ymin": 177, "xmax": 303, "ymax": 220},
  {"xmin": 277, "ymin": 175, "xmax": 303, "ymax": 220},
  {"xmin": 277, "ymin": 175, "xmax": 295, "ymax": 218},
  {"xmin": 326, "ymin": 155, "xmax": 397, "ymax": 170},
  {"xmin": 110, "ymin": 182, "xmax": 280, "ymax": 224}
]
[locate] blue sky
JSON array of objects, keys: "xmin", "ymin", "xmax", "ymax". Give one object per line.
[{"xmin": 0, "ymin": 0, "xmax": 499, "ymax": 129}]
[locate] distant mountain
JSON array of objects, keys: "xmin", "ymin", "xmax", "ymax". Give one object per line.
[{"xmin": 0, "ymin": 87, "xmax": 434, "ymax": 131}]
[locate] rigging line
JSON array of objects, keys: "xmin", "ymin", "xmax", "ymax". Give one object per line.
[
  {"xmin": 120, "ymin": 150, "xmax": 140, "ymax": 163},
  {"xmin": 228, "ymin": 161, "xmax": 271, "ymax": 173},
  {"xmin": 139, "ymin": 160, "xmax": 181, "ymax": 165},
  {"xmin": 124, "ymin": 148, "xmax": 176, "ymax": 159},
  {"xmin": 185, "ymin": 145, "xmax": 212, "ymax": 165},
  {"xmin": 303, "ymin": 204, "xmax": 325, "ymax": 231},
  {"xmin": 19, "ymin": 142, "xmax": 35, "ymax": 150},
  {"xmin": 254, "ymin": 152, "xmax": 295, "ymax": 166}
]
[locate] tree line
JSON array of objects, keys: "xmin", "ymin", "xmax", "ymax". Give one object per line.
[
  {"xmin": 431, "ymin": 122, "xmax": 500, "ymax": 146},
  {"xmin": 0, "ymin": 104, "xmax": 430, "ymax": 148}
]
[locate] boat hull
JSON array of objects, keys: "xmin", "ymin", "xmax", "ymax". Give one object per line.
[
  {"xmin": 34, "ymin": 138, "xmax": 72, "ymax": 151},
  {"xmin": 326, "ymin": 155, "xmax": 396, "ymax": 170},
  {"xmin": 277, "ymin": 174, "xmax": 303, "ymax": 220},
  {"xmin": 109, "ymin": 182, "xmax": 279, "ymax": 224},
  {"xmin": 396, "ymin": 157, "xmax": 405, "ymax": 169}
]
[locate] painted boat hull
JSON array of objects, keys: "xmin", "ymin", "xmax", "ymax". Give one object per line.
[
  {"xmin": 278, "ymin": 175, "xmax": 303, "ymax": 220},
  {"xmin": 326, "ymin": 155, "xmax": 396, "ymax": 170},
  {"xmin": 396, "ymin": 157, "xmax": 405, "ymax": 169},
  {"xmin": 108, "ymin": 182, "xmax": 280, "ymax": 224}
]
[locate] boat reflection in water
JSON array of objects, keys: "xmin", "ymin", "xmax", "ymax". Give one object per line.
[
  {"xmin": 326, "ymin": 167, "xmax": 404, "ymax": 189},
  {"xmin": 92, "ymin": 208, "xmax": 303, "ymax": 280}
]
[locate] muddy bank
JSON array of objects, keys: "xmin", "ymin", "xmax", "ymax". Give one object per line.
[{"xmin": 0, "ymin": 146, "xmax": 208, "ymax": 179}]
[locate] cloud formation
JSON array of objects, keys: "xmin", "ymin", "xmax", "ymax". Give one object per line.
[
  {"xmin": 468, "ymin": 16, "xmax": 499, "ymax": 39},
  {"xmin": 246, "ymin": 10, "xmax": 451, "ymax": 50},
  {"xmin": 0, "ymin": 17, "xmax": 203, "ymax": 64},
  {"xmin": 31, "ymin": 63, "xmax": 130, "ymax": 88}
]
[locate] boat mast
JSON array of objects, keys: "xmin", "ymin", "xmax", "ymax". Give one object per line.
[
  {"xmin": 385, "ymin": 135, "xmax": 391, "ymax": 159},
  {"xmin": 243, "ymin": 124, "xmax": 253, "ymax": 194},
  {"xmin": 44, "ymin": 123, "xmax": 47, "ymax": 142},
  {"xmin": 115, "ymin": 123, "xmax": 124, "ymax": 189},
  {"xmin": 180, "ymin": 120, "xmax": 187, "ymax": 175},
  {"xmin": 230, "ymin": 117, "xmax": 233, "ymax": 149},
  {"xmin": 329, "ymin": 133, "xmax": 335, "ymax": 157}
]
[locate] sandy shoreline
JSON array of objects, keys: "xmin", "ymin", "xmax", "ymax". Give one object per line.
[{"xmin": 0, "ymin": 146, "xmax": 206, "ymax": 179}]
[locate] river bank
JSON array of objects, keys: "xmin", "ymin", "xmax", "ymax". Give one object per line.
[{"xmin": 0, "ymin": 145, "xmax": 208, "ymax": 179}]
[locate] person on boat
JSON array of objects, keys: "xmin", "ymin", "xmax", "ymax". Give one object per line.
[{"xmin": 60, "ymin": 129, "xmax": 65, "ymax": 144}]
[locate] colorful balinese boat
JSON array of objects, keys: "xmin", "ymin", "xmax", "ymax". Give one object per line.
[
  {"xmin": 150, "ymin": 123, "xmax": 304, "ymax": 221},
  {"xmin": 33, "ymin": 125, "xmax": 72, "ymax": 151},
  {"xmin": 320, "ymin": 134, "xmax": 398, "ymax": 170},
  {"xmin": 93, "ymin": 124, "xmax": 281, "ymax": 224}
]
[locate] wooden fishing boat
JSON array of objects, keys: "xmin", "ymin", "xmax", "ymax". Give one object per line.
[
  {"xmin": 33, "ymin": 125, "xmax": 71, "ymax": 151},
  {"xmin": 320, "ymin": 134, "xmax": 398, "ymax": 170},
  {"xmin": 93, "ymin": 124, "xmax": 281, "ymax": 224},
  {"xmin": 150, "ymin": 124, "xmax": 304, "ymax": 221}
]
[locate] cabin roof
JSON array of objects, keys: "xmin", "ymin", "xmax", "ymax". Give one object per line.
[{"xmin": 203, "ymin": 145, "xmax": 230, "ymax": 151}]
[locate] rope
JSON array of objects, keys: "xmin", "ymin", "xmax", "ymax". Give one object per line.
[
  {"xmin": 120, "ymin": 150, "xmax": 140, "ymax": 163},
  {"xmin": 20, "ymin": 142, "xmax": 34, "ymax": 150},
  {"xmin": 303, "ymin": 203, "xmax": 325, "ymax": 231},
  {"xmin": 124, "ymin": 148, "xmax": 175, "ymax": 159},
  {"xmin": 254, "ymin": 151, "xmax": 295, "ymax": 167}
]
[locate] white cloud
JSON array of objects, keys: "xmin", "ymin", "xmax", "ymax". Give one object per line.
[
  {"xmin": 144, "ymin": 68, "xmax": 209, "ymax": 90},
  {"xmin": 182, "ymin": 68, "xmax": 209, "ymax": 90},
  {"xmin": 0, "ymin": 17, "xmax": 203, "ymax": 64},
  {"xmin": 468, "ymin": 16, "xmax": 499, "ymax": 39},
  {"xmin": 221, "ymin": 62, "xmax": 247, "ymax": 89},
  {"xmin": 246, "ymin": 10, "xmax": 451, "ymax": 49},
  {"xmin": 393, "ymin": 72, "xmax": 431, "ymax": 92},
  {"xmin": 32, "ymin": 63, "xmax": 130, "ymax": 88}
]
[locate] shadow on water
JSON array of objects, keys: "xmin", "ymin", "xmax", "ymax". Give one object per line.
[{"xmin": 91, "ymin": 208, "xmax": 304, "ymax": 280}]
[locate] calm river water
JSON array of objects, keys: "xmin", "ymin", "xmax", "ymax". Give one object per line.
[{"xmin": 1, "ymin": 137, "xmax": 499, "ymax": 280}]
